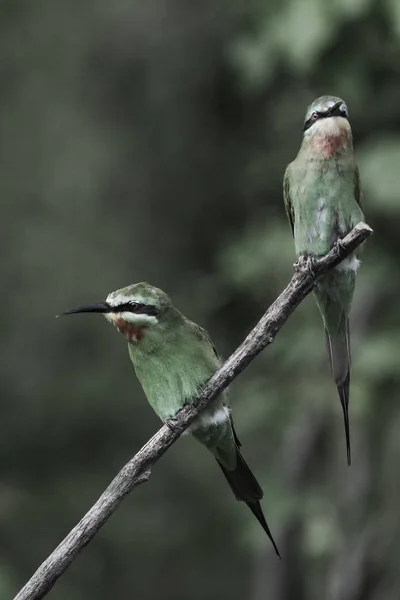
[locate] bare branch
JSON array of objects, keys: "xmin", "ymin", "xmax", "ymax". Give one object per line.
[{"xmin": 13, "ymin": 222, "xmax": 372, "ymax": 600}]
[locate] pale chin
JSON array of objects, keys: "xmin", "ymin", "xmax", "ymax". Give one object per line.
[
  {"xmin": 104, "ymin": 312, "xmax": 116, "ymax": 323},
  {"xmin": 105, "ymin": 312, "xmax": 158, "ymax": 326},
  {"xmin": 307, "ymin": 116, "xmax": 350, "ymax": 137}
]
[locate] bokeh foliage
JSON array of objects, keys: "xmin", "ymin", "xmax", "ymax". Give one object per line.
[{"xmin": 2, "ymin": 0, "xmax": 400, "ymax": 598}]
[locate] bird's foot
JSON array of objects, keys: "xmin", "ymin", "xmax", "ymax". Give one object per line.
[
  {"xmin": 294, "ymin": 254, "xmax": 316, "ymax": 278},
  {"xmin": 165, "ymin": 416, "xmax": 180, "ymax": 433}
]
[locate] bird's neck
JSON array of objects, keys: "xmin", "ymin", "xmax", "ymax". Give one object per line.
[
  {"xmin": 127, "ymin": 310, "xmax": 183, "ymax": 357},
  {"xmin": 301, "ymin": 122, "xmax": 353, "ymax": 160},
  {"xmin": 113, "ymin": 317, "xmax": 146, "ymax": 343}
]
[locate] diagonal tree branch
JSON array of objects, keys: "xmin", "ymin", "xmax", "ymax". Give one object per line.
[{"xmin": 13, "ymin": 222, "xmax": 373, "ymax": 600}]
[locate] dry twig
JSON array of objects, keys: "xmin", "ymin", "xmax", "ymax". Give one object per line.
[{"xmin": 14, "ymin": 222, "xmax": 373, "ymax": 600}]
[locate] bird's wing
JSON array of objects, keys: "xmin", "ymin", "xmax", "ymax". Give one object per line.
[
  {"xmin": 190, "ymin": 321, "xmax": 219, "ymax": 358},
  {"xmin": 283, "ymin": 165, "xmax": 295, "ymax": 236},
  {"xmin": 189, "ymin": 320, "xmax": 235, "ymax": 410},
  {"xmin": 230, "ymin": 417, "xmax": 242, "ymax": 447},
  {"xmin": 354, "ymin": 165, "xmax": 363, "ymax": 211}
]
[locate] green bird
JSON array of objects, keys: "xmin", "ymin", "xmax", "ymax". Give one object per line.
[
  {"xmin": 283, "ymin": 96, "xmax": 364, "ymax": 466},
  {"xmin": 60, "ymin": 282, "xmax": 280, "ymax": 556}
]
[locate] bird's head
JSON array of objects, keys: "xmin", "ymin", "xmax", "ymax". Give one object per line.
[
  {"xmin": 302, "ymin": 96, "xmax": 352, "ymax": 155},
  {"xmin": 59, "ymin": 282, "xmax": 172, "ymax": 343}
]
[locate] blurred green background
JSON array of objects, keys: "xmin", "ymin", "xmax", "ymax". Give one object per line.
[{"xmin": 2, "ymin": 0, "xmax": 400, "ymax": 598}]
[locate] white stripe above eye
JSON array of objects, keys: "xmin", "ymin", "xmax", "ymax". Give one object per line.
[{"xmin": 106, "ymin": 293, "xmax": 130, "ymax": 307}]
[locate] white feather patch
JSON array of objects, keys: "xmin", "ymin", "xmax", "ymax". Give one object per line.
[
  {"xmin": 336, "ymin": 255, "xmax": 361, "ymax": 272},
  {"xmin": 106, "ymin": 292, "xmax": 129, "ymax": 307},
  {"xmin": 104, "ymin": 312, "xmax": 158, "ymax": 326},
  {"xmin": 121, "ymin": 312, "xmax": 158, "ymax": 325},
  {"xmin": 306, "ymin": 115, "xmax": 349, "ymax": 138},
  {"xmin": 186, "ymin": 406, "xmax": 230, "ymax": 434}
]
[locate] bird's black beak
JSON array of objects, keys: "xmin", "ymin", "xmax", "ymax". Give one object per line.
[
  {"xmin": 57, "ymin": 302, "xmax": 112, "ymax": 317},
  {"xmin": 326, "ymin": 101, "xmax": 345, "ymax": 118}
]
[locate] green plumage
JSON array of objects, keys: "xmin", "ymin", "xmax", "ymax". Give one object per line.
[
  {"xmin": 129, "ymin": 308, "xmax": 236, "ymax": 468},
  {"xmin": 126, "ymin": 287, "xmax": 279, "ymax": 554},
  {"xmin": 61, "ymin": 282, "xmax": 280, "ymax": 555},
  {"xmin": 283, "ymin": 96, "xmax": 365, "ymax": 465}
]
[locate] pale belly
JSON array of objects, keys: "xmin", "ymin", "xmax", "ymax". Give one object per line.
[{"xmin": 291, "ymin": 166, "xmax": 363, "ymax": 261}]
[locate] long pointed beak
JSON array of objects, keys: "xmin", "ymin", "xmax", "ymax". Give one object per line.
[
  {"xmin": 57, "ymin": 301, "xmax": 111, "ymax": 318},
  {"xmin": 327, "ymin": 101, "xmax": 344, "ymax": 117}
]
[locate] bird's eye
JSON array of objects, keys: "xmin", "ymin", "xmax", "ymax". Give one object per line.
[
  {"xmin": 129, "ymin": 301, "xmax": 143, "ymax": 311},
  {"xmin": 311, "ymin": 112, "xmax": 319, "ymax": 121}
]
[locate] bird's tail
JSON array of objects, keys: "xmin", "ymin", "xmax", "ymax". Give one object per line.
[
  {"xmin": 216, "ymin": 449, "xmax": 280, "ymax": 557},
  {"xmin": 325, "ymin": 317, "xmax": 352, "ymax": 466}
]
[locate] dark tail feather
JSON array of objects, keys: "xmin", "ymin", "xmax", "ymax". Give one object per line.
[
  {"xmin": 216, "ymin": 450, "xmax": 280, "ymax": 557},
  {"xmin": 325, "ymin": 319, "xmax": 352, "ymax": 466},
  {"xmin": 246, "ymin": 500, "xmax": 281, "ymax": 559},
  {"xmin": 338, "ymin": 371, "xmax": 351, "ymax": 466}
]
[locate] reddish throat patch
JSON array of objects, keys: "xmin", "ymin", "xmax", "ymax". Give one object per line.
[
  {"xmin": 313, "ymin": 130, "xmax": 348, "ymax": 157},
  {"xmin": 114, "ymin": 317, "xmax": 144, "ymax": 343}
]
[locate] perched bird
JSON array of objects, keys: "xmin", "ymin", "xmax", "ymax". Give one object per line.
[
  {"xmin": 60, "ymin": 282, "xmax": 280, "ymax": 556},
  {"xmin": 283, "ymin": 96, "xmax": 364, "ymax": 466}
]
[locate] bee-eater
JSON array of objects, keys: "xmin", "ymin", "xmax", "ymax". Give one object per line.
[
  {"xmin": 283, "ymin": 96, "xmax": 364, "ymax": 466},
  {"xmin": 60, "ymin": 282, "xmax": 280, "ymax": 556}
]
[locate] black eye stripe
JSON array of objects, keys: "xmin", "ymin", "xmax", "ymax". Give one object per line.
[
  {"xmin": 112, "ymin": 302, "xmax": 158, "ymax": 316},
  {"xmin": 303, "ymin": 102, "xmax": 348, "ymax": 132}
]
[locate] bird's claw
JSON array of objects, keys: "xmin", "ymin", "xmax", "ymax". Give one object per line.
[
  {"xmin": 165, "ymin": 416, "xmax": 180, "ymax": 432},
  {"xmin": 294, "ymin": 255, "xmax": 316, "ymax": 278}
]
